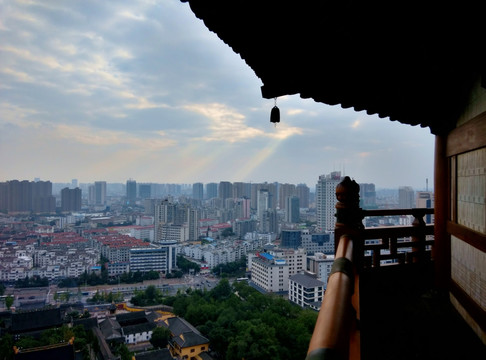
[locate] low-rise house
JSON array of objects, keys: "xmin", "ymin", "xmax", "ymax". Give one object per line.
[
  {"xmin": 116, "ymin": 311, "xmax": 158, "ymax": 345},
  {"xmin": 288, "ymin": 272, "xmax": 325, "ymax": 310},
  {"xmin": 163, "ymin": 317, "xmax": 210, "ymax": 360}
]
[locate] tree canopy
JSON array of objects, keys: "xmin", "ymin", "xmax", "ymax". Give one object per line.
[
  {"xmin": 176, "ymin": 255, "xmax": 200, "ymax": 274},
  {"xmin": 171, "ymin": 279, "xmax": 317, "ymax": 359},
  {"xmin": 150, "ymin": 326, "xmax": 171, "ymax": 349}
]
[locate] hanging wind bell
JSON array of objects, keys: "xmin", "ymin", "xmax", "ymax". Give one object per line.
[{"xmin": 270, "ymin": 97, "xmax": 280, "ymax": 127}]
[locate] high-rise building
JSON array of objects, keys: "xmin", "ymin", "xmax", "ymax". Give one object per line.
[
  {"xmin": 233, "ymin": 218, "xmax": 257, "ymax": 238},
  {"xmin": 88, "ymin": 185, "xmax": 95, "ymax": 205},
  {"xmin": 262, "ymin": 208, "xmax": 278, "ymax": 233},
  {"xmin": 285, "ymin": 195, "xmax": 300, "ymax": 223},
  {"xmin": 31, "ymin": 180, "xmax": 55, "ymax": 213},
  {"xmin": 94, "ymin": 181, "xmax": 107, "ymax": 206},
  {"xmin": 187, "ymin": 208, "xmax": 200, "ymax": 241},
  {"xmin": 0, "ymin": 182, "xmax": 7, "ymax": 211},
  {"xmin": 416, "ymin": 191, "xmax": 434, "ymax": 224},
  {"xmin": 192, "ymin": 182, "xmax": 204, "ymax": 201},
  {"xmin": 316, "ymin": 171, "xmax": 343, "ymax": 231},
  {"xmin": 0, "ymin": 180, "xmax": 54, "ymax": 213},
  {"xmin": 218, "ymin": 181, "xmax": 233, "ymax": 205},
  {"xmin": 251, "ymin": 182, "xmax": 277, "ymax": 210},
  {"xmin": 233, "ymin": 182, "xmax": 251, "ymax": 199},
  {"xmin": 234, "ymin": 197, "xmax": 251, "ymax": 219},
  {"xmin": 126, "ymin": 179, "xmax": 137, "ymax": 206},
  {"xmin": 360, "ymin": 183, "xmax": 377, "ymax": 209},
  {"xmin": 154, "ymin": 199, "xmax": 182, "ymax": 242},
  {"xmin": 399, "ymin": 186, "xmax": 415, "ymax": 208},
  {"xmin": 296, "ymin": 184, "xmax": 310, "ymax": 208},
  {"xmin": 279, "ymin": 183, "xmax": 296, "ymax": 210},
  {"xmin": 155, "ymin": 199, "xmax": 175, "ymax": 224},
  {"xmin": 205, "ymin": 183, "xmax": 218, "ymax": 199},
  {"xmin": 71, "ymin": 179, "xmax": 78, "ymax": 189},
  {"xmin": 61, "ymin": 187, "xmax": 82, "ymax": 212},
  {"xmin": 257, "ymin": 189, "xmax": 270, "ymax": 224},
  {"xmin": 139, "ymin": 184, "xmax": 151, "ymax": 200}
]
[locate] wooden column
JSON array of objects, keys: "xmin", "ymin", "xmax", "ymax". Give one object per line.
[{"xmin": 434, "ymin": 134, "xmax": 450, "ymax": 289}]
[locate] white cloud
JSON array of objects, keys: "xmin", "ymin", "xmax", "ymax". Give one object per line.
[
  {"xmin": 184, "ymin": 103, "xmax": 304, "ymax": 143},
  {"xmin": 0, "ymin": 67, "xmax": 34, "ymax": 82},
  {"xmin": 118, "ymin": 10, "xmax": 146, "ymax": 21}
]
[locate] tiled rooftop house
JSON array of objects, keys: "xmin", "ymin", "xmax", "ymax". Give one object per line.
[{"xmin": 181, "ymin": 1, "xmax": 485, "ymax": 359}]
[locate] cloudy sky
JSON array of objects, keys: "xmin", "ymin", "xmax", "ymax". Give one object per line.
[{"xmin": 0, "ymin": 0, "xmax": 435, "ymax": 190}]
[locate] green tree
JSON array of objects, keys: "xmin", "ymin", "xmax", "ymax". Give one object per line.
[
  {"xmin": 113, "ymin": 343, "xmax": 132, "ymax": 360},
  {"xmin": 15, "ymin": 336, "xmax": 42, "ymax": 350},
  {"xmin": 150, "ymin": 326, "xmax": 171, "ymax": 349},
  {"xmin": 170, "ymin": 280, "xmax": 316, "ymax": 359},
  {"xmin": 210, "ymin": 278, "xmax": 232, "ymax": 300},
  {"xmin": 176, "ymin": 255, "xmax": 200, "ymax": 274},
  {"xmin": 145, "ymin": 285, "xmax": 159, "ymax": 303},
  {"xmin": 5, "ymin": 295, "xmax": 14, "ymax": 310},
  {"xmin": 226, "ymin": 319, "xmax": 280, "ymax": 360},
  {"xmin": 221, "ymin": 227, "xmax": 235, "ymax": 238},
  {"xmin": 60, "ymin": 291, "xmax": 71, "ymax": 303},
  {"xmin": 0, "ymin": 334, "xmax": 14, "ymax": 360}
]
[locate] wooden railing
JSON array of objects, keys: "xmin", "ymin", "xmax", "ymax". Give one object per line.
[
  {"xmin": 306, "ymin": 176, "xmax": 436, "ymax": 360},
  {"xmin": 360, "ymin": 208, "xmax": 434, "ymax": 269},
  {"xmin": 306, "ymin": 234, "xmax": 357, "ymax": 360}
]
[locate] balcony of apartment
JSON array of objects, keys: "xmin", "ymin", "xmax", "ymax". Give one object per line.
[{"xmin": 307, "ymin": 177, "xmax": 485, "ymax": 360}]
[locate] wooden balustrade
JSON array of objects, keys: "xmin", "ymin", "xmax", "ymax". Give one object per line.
[
  {"xmin": 360, "ymin": 208, "xmax": 434, "ymax": 269},
  {"xmin": 306, "ymin": 176, "xmax": 435, "ymax": 359}
]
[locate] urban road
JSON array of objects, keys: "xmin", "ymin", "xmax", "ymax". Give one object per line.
[{"xmin": 2, "ymin": 274, "xmax": 221, "ymax": 310}]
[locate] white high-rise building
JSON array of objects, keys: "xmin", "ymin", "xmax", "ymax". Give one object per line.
[{"xmin": 316, "ymin": 171, "xmax": 343, "ymax": 231}]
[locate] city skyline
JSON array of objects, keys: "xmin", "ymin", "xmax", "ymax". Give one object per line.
[{"xmin": 0, "ymin": 1, "xmax": 434, "ymax": 190}]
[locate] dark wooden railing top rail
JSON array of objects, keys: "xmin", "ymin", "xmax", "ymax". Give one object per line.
[
  {"xmin": 306, "ymin": 235, "xmax": 356, "ymax": 360},
  {"xmin": 361, "ymin": 208, "xmax": 434, "ymax": 217}
]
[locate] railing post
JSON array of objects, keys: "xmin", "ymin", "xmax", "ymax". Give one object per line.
[
  {"xmin": 306, "ymin": 176, "xmax": 364, "ymax": 360},
  {"xmin": 334, "ymin": 176, "xmax": 364, "ymax": 266},
  {"xmin": 411, "ymin": 209, "xmax": 426, "ymax": 263}
]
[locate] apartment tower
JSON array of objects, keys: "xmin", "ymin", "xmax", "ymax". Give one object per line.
[{"xmin": 316, "ymin": 171, "xmax": 343, "ymax": 232}]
